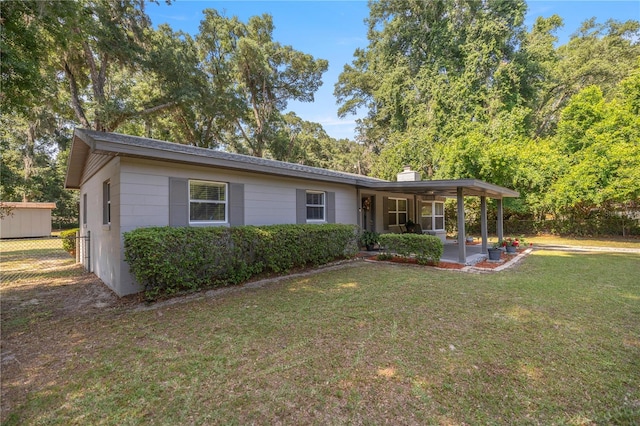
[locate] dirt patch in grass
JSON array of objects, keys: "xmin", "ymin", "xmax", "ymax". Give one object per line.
[{"xmin": 0, "ymin": 264, "xmax": 138, "ymax": 419}]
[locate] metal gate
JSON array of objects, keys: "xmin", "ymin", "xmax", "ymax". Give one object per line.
[{"xmin": 75, "ymin": 231, "xmax": 91, "ymax": 273}]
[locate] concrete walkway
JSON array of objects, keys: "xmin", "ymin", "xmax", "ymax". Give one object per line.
[{"xmin": 530, "ymin": 244, "xmax": 640, "ymax": 254}]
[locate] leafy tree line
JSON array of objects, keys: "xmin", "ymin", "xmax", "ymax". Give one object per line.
[
  {"xmin": 2, "ymin": 0, "xmax": 638, "ymax": 233},
  {"xmin": 335, "ymin": 0, "xmax": 640, "ymax": 230},
  {"xmin": 1, "ymin": 0, "xmax": 366, "ymax": 225}
]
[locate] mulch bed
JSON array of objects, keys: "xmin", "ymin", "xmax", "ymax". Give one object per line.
[
  {"xmin": 367, "ymin": 255, "xmax": 465, "ymax": 269},
  {"xmin": 368, "ymin": 249, "xmax": 527, "ymax": 271}
]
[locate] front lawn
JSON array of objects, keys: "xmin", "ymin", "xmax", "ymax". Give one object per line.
[{"xmin": 2, "ymin": 250, "xmax": 639, "ymax": 424}]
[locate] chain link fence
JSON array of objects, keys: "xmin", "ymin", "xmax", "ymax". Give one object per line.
[{"xmin": 0, "ymin": 235, "xmax": 90, "ymax": 286}]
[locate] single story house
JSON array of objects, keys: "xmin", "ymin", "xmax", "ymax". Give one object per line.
[
  {"xmin": 0, "ymin": 202, "xmax": 57, "ymax": 239},
  {"xmin": 65, "ymin": 129, "xmax": 519, "ymax": 296}
]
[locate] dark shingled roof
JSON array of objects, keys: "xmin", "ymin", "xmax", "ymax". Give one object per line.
[
  {"xmin": 72, "ymin": 128, "xmax": 385, "ymax": 185},
  {"xmin": 66, "ymin": 129, "xmax": 519, "ymax": 198}
]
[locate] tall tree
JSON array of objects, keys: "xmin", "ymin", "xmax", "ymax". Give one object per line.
[
  {"xmin": 195, "ymin": 10, "xmax": 328, "ymax": 157},
  {"xmin": 528, "ymin": 18, "xmax": 640, "ymax": 136},
  {"xmin": 335, "ymin": 0, "xmax": 530, "ymax": 178}
]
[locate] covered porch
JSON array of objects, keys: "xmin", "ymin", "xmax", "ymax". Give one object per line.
[{"xmin": 357, "ymin": 176, "xmax": 519, "ymax": 264}]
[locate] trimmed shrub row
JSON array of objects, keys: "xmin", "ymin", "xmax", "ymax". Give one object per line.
[
  {"xmin": 123, "ymin": 224, "xmax": 359, "ymax": 299},
  {"xmin": 378, "ymin": 233, "xmax": 443, "ymax": 265}
]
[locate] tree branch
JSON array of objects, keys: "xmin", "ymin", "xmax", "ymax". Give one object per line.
[
  {"xmin": 82, "ymin": 41, "xmax": 103, "ymax": 102},
  {"xmin": 106, "ymin": 101, "xmax": 177, "ymax": 132},
  {"xmin": 64, "ymin": 61, "xmax": 91, "ymax": 129}
]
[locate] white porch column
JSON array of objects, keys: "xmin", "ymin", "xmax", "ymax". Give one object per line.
[
  {"xmin": 457, "ymin": 187, "xmax": 466, "ymax": 264},
  {"xmin": 496, "ymin": 198, "xmax": 504, "ymax": 242},
  {"xmin": 480, "ymin": 196, "xmax": 488, "ymax": 254}
]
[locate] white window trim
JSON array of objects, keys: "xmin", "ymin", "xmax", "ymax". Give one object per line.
[
  {"xmin": 421, "ymin": 201, "xmax": 445, "ymax": 231},
  {"xmin": 306, "ymin": 190, "xmax": 326, "ymax": 223},
  {"xmin": 388, "ymin": 197, "xmax": 408, "ymax": 226},
  {"xmin": 189, "ymin": 180, "xmax": 228, "ymax": 224}
]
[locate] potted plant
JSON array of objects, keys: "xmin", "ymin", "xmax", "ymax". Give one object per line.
[
  {"xmin": 488, "ymin": 242, "xmax": 503, "ymax": 261},
  {"xmin": 503, "ymin": 237, "xmax": 525, "ymax": 254},
  {"xmin": 360, "ymin": 230, "xmax": 380, "ymax": 251}
]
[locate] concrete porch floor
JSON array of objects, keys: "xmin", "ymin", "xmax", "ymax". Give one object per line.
[{"xmin": 440, "ymin": 240, "xmax": 487, "ymax": 265}]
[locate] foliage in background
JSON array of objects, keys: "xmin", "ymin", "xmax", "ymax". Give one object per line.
[
  {"xmin": 60, "ymin": 228, "xmax": 79, "ymax": 253},
  {"xmin": 378, "ymin": 233, "xmax": 443, "ymax": 265},
  {"xmin": 336, "ymin": 2, "xmax": 640, "ymax": 228},
  {"xmin": 2, "ymin": 1, "xmax": 639, "ymax": 233},
  {"xmin": 124, "ymin": 224, "xmax": 359, "ymax": 299}
]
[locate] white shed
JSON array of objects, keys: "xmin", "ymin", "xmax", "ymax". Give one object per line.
[{"xmin": 0, "ymin": 202, "xmax": 57, "ymax": 239}]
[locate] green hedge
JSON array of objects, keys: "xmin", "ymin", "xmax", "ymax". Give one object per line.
[
  {"xmin": 60, "ymin": 228, "xmax": 79, "ymax": 253},
  {"xmin": 378, "ymin": 233, "xmax": 443, "ymax": 265},
  {"xmin": 124, "ymin": 224, "xmax": 359, "ymax": 299}
]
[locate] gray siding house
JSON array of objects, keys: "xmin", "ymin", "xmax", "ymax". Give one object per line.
[{"xmin": 65, "ymin": 129, "xmax": 518, "ymax": 296}]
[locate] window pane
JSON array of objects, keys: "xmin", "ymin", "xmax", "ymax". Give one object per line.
[
  {"xmin": 435, "ymin": 217, "xmax": 444, "ymax": 230},
  {"xmin": 190, "ymin": 182, "xmax": 225, "ymax": 201},
  {"xmin": 399, "ymin": 213, "xmax": 407, "ymax": 224},
  {"xmin": 421, "ymin": 202, "xmax": 433, "ymax": 216},
  {"xmin": 388, "ymin": 213, "xmax": 397, "ymax": 226},
  {"xmin": 397, "ymin": 199, "xmax": 407, "ymax": 211},
  {"xmin": 190, "ymin": 202, "xmax": 225, "ymax": 221},
  {"xmin": 307, "ymin": 206, "xmax": 324, "ymax": 220},
  {"xmin": 386, "ymin": 198, "xmax": 396, "ymax": 211},
  {"xmin": 422, "ymin": 218, "xmax": 433, "ymax": 230},
  {"xmin": 307, "ymin": 192, "xmax": 324, "ymax": 206},
  {"xmin": 435, "ymin": 202, "xmax": 444, "ymax": 215}
]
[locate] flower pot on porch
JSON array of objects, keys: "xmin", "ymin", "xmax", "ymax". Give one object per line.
[
  {"xmin": 505, "ymin": 245, "xmax": 517, "ymax": 254},
  {"xmin": 487, "ymin": 248, "xmax": 502, "ymax": 261}
]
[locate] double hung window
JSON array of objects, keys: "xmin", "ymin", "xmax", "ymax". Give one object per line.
[
  {"xmin": 421, "ymin": 201, "xmax": 445, "ymax": 231},
  {"xmin": 189, "ymin": 180, "xmax": 227, "ymax": 223},
  {"xmin": 306, "ymin": 191, "xmax": 325, "ymax": 222}
]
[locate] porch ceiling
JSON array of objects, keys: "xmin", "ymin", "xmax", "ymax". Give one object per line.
[{"xmin": 358, "ymin": 179, "xmax": 519, "ymax": 199}]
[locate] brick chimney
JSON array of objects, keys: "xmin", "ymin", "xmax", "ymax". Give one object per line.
[{"xmin": 397, "ymin": 165, "xmax": 421, "ymax": 182}]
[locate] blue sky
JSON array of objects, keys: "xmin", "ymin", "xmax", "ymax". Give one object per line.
[{"xmin": 146, "ymin": 0, "xmax": 640, "ymax": 140}]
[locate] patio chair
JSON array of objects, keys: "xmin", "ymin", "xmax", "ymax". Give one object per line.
[{"xmin": 413, "ymin": 223, "xmax": 423, "ymax": 234}]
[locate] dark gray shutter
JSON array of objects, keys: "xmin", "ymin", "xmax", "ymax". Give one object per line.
[
  {"xmin": 169, "ymin": 177, "xmax": 188, "ymax": 227},
  {"xmin": 296, "ymin": 189, "xmax": 306, "ymax": 224},
  {"xmin": 382, "ymin": 196, "xmax": 389, "ymax": 230},
  {"xmin": 228, "ymin": 183, "xmax": 244, "ymax": 226},
  {"xmin": 326, "ymin": 192, "xmax": 335, "ymax": 223}
]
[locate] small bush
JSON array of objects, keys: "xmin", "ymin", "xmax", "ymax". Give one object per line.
[
  {"xmin": 124, "ymin": 224, "xmax": 359, "ymax": 300},
  {"xmin": 60, "ymin": 228, "xmax": 79, "ymax": 253},
  {"xmin": 378, "ymin": 233, "xmax": 443, "ymax": 265}
]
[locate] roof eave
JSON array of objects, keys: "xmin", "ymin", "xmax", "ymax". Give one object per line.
[{"xmin": 64, "ymin": 131, "xmax": 93, "ymax": 190}]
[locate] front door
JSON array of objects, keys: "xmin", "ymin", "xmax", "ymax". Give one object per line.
[{"xmin": 361, "ymin": 195, "xmax": 375, "ymax": 231}]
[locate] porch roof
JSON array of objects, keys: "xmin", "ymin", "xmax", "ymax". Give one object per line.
[{"xmin": 359, "ymin": 179, "xmax": 519, "ymax": 199}]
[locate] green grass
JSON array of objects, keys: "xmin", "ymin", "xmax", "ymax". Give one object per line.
[
  {"xmin": 2, "ymin": 251, "xmax": 640, "ymax": 425},
  {"xmin": 0, "ymin": 238, "xmax": 81, "ymax": 286}
]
